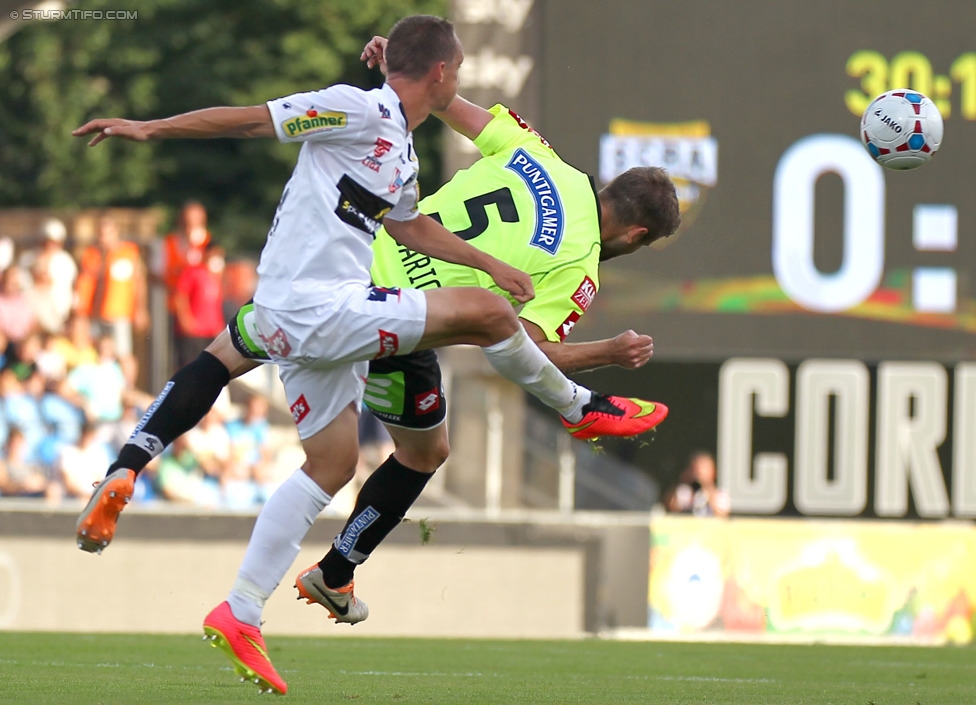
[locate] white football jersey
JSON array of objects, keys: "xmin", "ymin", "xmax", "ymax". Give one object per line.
[{"xmin": 255, "ymin": 82, "xmax": 421, "ymax": 311}]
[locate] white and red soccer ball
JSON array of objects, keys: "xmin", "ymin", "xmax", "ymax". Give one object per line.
[{"xmin": 860, "ymin": 89, "xmax": 944, "ymax": 170}]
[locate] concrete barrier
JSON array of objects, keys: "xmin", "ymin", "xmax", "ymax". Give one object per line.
[{"xmin": 0, "ymin": 504, "xmax": 650, "ymax": 638}]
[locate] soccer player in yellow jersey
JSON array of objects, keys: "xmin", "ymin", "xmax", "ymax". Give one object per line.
[{"xmin": 294, "ymin": 35, "xmax": 680, "ymax": 620}]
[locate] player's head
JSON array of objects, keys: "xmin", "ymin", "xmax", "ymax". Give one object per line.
[
  {"xmin": 597, "ymin": 167, "xmax": 681, "ymax": 261},
  {"xmin": 386, "ymin": 15, "xmax": 462, "ymax": 111}
]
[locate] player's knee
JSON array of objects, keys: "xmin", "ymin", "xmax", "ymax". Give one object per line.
[
  {"xmin": 476, "ymin": 292, "xmax": 519, "ymax": 343},
  {"xmin": 425, "ymin": 434, "xmax": 450, "ymax": 470},
  {"xmin": 396, "ymin": 436, "xmax": 449, "ymax": 474},
  {"xmin": 303, "ymin": 454, "xmax": 357, "ymax": 493}
]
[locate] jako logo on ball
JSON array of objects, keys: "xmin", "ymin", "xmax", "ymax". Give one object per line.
[{"xmin": 860, "ymin": 89, "xmax": 943, "ymax": 170}]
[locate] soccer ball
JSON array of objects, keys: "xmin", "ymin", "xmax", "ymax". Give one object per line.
[{"xmin": 860, "ymin": 89, "xmax": 943, "ymax": 170}]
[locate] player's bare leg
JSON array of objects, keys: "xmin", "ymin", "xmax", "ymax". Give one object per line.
[{"xmin": 208, "ymin": 403, "xmax": 369, "ymax": 692}]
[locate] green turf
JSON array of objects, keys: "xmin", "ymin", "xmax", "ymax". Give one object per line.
[{"xmin": 0, "ymin": 632, "xmax": 974, "ymax": 704}]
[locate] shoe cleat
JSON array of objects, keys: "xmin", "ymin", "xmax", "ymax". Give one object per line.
[
  {"xmin": 294, "ymin": 564, "xmax": 369, "ymax": 625},
  {"xmin": 562, "ymin": 394, "xmax": 669, "ymax": 441},
  {"xmin": 75, "ymin": 468, "xmax": 136, "ymax": 554}
]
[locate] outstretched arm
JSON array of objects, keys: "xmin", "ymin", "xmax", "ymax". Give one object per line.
[
  {"xmin": 521, "ymin": 319, "xmax": 654, "ymax": 373},
  {"xmin": 73, "ymin": 105, "xmax": 275, "ymax": 146},
  {"xmin": 361, "ymin": 35, "xmax": 492, "ymax": 140},
  {"xmin": 384, "ymin": 214, "xmax": 534, "ymax": 303}
]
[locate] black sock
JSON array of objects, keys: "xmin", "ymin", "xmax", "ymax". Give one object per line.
[
  {"xmin": 319, "ymin": 454, "xmax": 433, "ymax": 588},
  {"xmin": 108, "ymin": 351, "xmax": 231, "ymax": 476}
]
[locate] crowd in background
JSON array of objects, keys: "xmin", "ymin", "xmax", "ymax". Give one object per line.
[
  {"xmin": 3, "ymin": 205, "xmax": 712, "ymax": 515},
  {"xmin": 0, "ymin": 205, "xmax": 281, "ymax": 509}
]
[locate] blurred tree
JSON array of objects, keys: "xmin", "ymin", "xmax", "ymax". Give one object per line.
[{"xmin": 0, "ymin": 0, "xmax": 447, "ymax": 253}]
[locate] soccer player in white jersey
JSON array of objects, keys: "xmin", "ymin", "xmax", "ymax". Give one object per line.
[{"xmin": 72, "ymin": 15, "xmax": 668, "ymax": 695}]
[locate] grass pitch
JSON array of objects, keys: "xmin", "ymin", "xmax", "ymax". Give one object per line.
[{"xmin": 1, "ymin": 632, "xmax": 974, "ymax": 704}]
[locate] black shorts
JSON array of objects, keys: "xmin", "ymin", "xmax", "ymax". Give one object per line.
[{"xmin": 365, "ymin": 348, "xmax": 446, "ymax": 430}]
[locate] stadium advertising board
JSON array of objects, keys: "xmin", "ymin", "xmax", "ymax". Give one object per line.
[
  {"xmin": 571, "ymin": 360, "xmax": 976, "ymax": 520},
  {"xmin": 649, "ymin": 515, "xmax": 976, "ymax": 644}
]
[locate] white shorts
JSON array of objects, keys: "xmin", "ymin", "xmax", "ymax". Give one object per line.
[{"xmin": 253, "ymin": 283, "xmax": 427, "ymax": 439}]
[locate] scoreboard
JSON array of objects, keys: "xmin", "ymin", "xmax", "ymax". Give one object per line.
[{"xmin": 451, "ymin": 0, "xmax": 976, "ymax": 518}]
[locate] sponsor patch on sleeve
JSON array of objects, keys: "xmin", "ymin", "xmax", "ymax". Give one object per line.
[
  {"xmin": 571, "ymin": 276, "xmax": 597, "ymax": 312},
  {"xmin": 557, "ymin": 311, "xmax": 581, "ymax": 341},
  {"xmin": 376, "ymin": 330, "xmax": 399, "ymax": 358},
  {"xmin": 281, "ymin": 109, "xmax": 347, "ymax": 138},
  {"xmin": 507, "ymin": 109, "xmax": 552, "ymax": 148}
]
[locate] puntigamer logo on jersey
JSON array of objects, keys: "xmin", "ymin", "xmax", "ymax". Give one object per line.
[
  {"xmin": 282, "ymin": 108, "xmax": 347, "ymax": 137},
  {"xmin": 506, "ymin": 148, "xmax": 564, "ymax": 255}
]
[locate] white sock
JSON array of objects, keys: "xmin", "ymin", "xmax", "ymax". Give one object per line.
[
  {"xmin": 227, "ymin": 469, "xmax": 332, "ymax": 626},
  {"xmin": 482, "ymin": 327, "xmax": 592, "ymax": 423}
]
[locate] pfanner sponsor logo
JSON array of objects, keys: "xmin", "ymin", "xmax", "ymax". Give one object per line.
[
  {"xmin": 282, "ymin": 109, "xmax": 347, "ymax": 138},
  {"xmin": 505, "ymin": 148, "xmax": 564, "ymax": 255}
]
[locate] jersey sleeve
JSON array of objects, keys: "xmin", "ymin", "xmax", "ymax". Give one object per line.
[
  {"xmin": 473, "ymin": 104, "xmax": 555, "ymax": 160},
  {"xmin": 384, "ymin": 177, "xmax": 421, "ymax": 223},
  {"xmin": 267, "ymin": 84, "xmax": 366, "ymax": 144},
  {"xmin": 518, "ymin": 266, "xmax": 599, "ymax": 343}
]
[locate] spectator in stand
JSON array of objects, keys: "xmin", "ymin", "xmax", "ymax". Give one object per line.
[
  {"xmin": 225, "ymin": 394, "xmax": 274, "ymax": 502},
  {"xmin": 155, "ymin": 201, "xmax": 211, "ymax": 342},
  {"xmin": 74, "ymin": 215, "xmax": 149, "ymax": 359},
  {"xmin": 65, "ymin": 335, "xmax": 127, "ymax": 424},
  {"xmin": 157, "ymin": 434, "xmax": 220, "ymax": 505},
  {"xmin": 185, "ymin": 406, "xmax": 232, "ymax": 493},
  {"xmin": 664, "ymin": 450, "xmax": 731, "ymax": 518},
  {"xmin": 19, "ymin": 218, "xmax": 78, "ymax": 328},
  {"xmin": 40, "ymin": 375, "xmax": 85, "ymax": 451},
  {"xmin": 0, "ymin": 427, "xmax": 54, "ymax": 499},
  {"xmin": 57, "ymin": 421, "xmax": 113, "ymax": 500},
  {"xmin": 0, "ymin": 266, "xmax": 37, "ymax": 345},
  {"xmin": 4, "ymin": 331, "xmax": 41, "ymax": 382},
  {"xmin": 49, "ymin": 315, "xmax": 98, "ymax": 372},
  {"xmin": 35, "ymin": 333, "xmax": 68, "ymax": 382},
  {"xmin": 0, "ymin": 391, "xmax": 6, "ymax": 450},
  {"xmin": 26, "ymin": 262, "xmax": 67, "ymax": 335},
  {"xmin": 0, "ymin": 233, "xmax": 13, "ymax": 272},
  {"xmin": 0, "ymin": 368, "xmax": 46, "ymax": 465},
  {"xmin": 173, "ymin": 242, "xmax": 227, "ymax": 368}
]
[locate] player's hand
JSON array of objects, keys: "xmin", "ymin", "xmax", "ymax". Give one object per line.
[
  {"xmin": 361, "ymin": 36, "xmax": 389, "ymax": 76},
  {"xmin": 72, "ymin": 118, "xmax": 153, "ymax": 147},
  {"xmin": 488, "ymin": 260, "xmax": 535, "ymax": 303},
  {"xmin": 610, "ymin": 330, "xmax": 653, "ymax": 369}
]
